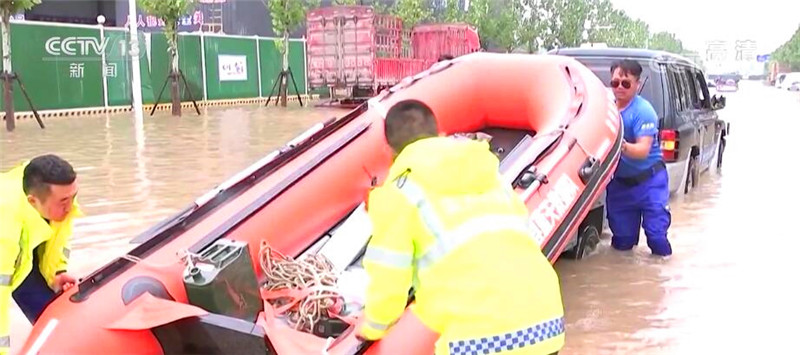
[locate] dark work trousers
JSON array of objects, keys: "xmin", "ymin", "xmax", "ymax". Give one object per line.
[
  {"xmin": 11, "ymin": 249, "xmax": 56, "ymax": 323},
  {"xmin": 606, "ymin": 168, "xmax": 673, "ymax": 256}
]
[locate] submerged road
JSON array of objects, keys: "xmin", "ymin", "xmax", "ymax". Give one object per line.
[
  {"xmin": 556, "ymin": 82, "xmax": 800, "ymax": 354},
  {"xmin": 3, "ymin": 82, "xmax": 799, "ymax": 353}
]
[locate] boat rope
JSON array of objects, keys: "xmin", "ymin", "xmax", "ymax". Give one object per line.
[
  {"xmin": 569, "ymin": 133, "xmax": 593, "ymax": 159},
  {"xmin": 258, "ymin": 240, "xmax": 344, "ymax": 334}
]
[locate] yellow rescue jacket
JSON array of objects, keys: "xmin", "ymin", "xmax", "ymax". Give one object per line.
[
  {"xmin": 361, "ymin": 137, "xmax": 566, "ymax": 355},
  {"xmin": 0, "ymin": 162, "xmax": 82, "ymax": 354}
]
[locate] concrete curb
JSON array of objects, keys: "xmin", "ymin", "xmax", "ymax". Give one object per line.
[{"xmin": 1, "ymin": 95, "xmax": 320, "ymax": 120}]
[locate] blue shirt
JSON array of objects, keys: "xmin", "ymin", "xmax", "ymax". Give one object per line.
[{"xmin": 615, "ymin": 95, "xmax": 663, "ymax": 178}]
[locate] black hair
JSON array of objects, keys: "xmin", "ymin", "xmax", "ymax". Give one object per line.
[
  {"xmin": 610, "ymin": 59, "xmax": 643, "ymax": 79},
  {"xmin": 438, "ymin": 54, "xmax": 454, "ymax": 62},
  {"xmin": 384, "ymin": 100, "xmax": 439, "ymax": 153},
  {"xmin": 23, "ymin": 154, "xmax": 76, "ymax": 198}
]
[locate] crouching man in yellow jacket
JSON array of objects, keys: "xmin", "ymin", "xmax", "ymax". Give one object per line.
[
  {"xmin": 0, "ymin": 155, "xmax": 81, "ymax": 355},
  {"xmin": 358, "ymin": 99, "xmax": 566, "ymax": 355}
]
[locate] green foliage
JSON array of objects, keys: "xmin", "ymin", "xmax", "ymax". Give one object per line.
[
  {"xmin": 338, "ymin": 0, "xmax": 691, "ymax": 55},
  {"xmin": 462, "ymin": 0, "xmax": 522, "ymax": 51},
  {"xmin": 648, "ymin": 31, "xmax": 683, "ymax": 53},
  {"xmin": 371, "ymin": 1, "xmax": 391, "ymax": 14},
  {"xmin": 0, "ymin": 0, "xmax": 40, "ymax": 16},
  {"xmin": 1, "ymin": 0, "xmax": 42, "ymax": 74},
  {"xmin": 464, "ymin": 0, "xmax": 493, "ymax": 49},
  {"xmin": 138, "ymin": 0, "xmax": 195, "ymax": 22},
  {"xmin": 391, "ymin": 0, "xmax": 432, "ymax": 29},
  {"xmin": 516, "ymin": 0, "xmax": 546, "ymax": 53},
  {"xmin": 558, "ymin": 0, "xmax": 591, "ymax": 48},
  {"xmin": 773, "ymin": 25, "xmax": 800, "ymax": 68},
  {"xmin": 585, "ymin": 0, "xmax": 615, "ymax": 43},
  {"xmin": 438, "ymin": 0, "xmax": 465, "ymax": 23},
  {"xmin": 534, "ymin": 0, "xmax": 594, "ymax": 50},
  {"xmin": 333, "ymin": 0, "xmax": 359, "ymax": 4},
  {"xmin": 491, "ymin": 5, "xmax": 521, "ymax": 51},
  {"xmin": 139, "ymin": 0, "xmax": 195, "ymax": 34},
  {"xmin": 265, "ymin": 0, "xmax": 319, "ymax": 38},
  {"xmin": 591, "ymin": 9, "xmax": 647, "ymax": 47},
  {"xmin": 140, "ymin": 0, "xmax": 196, "ymax": 71}
]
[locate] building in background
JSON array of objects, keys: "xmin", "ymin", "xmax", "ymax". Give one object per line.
[
  {"xmin": 24, "ymin": 0, "xmax": 118, "ymax": 26},
  {"xmin": 20, "ymin": 0, "xmax": 471, "ymax": 38},
  {"xmin": 199, "ymin": 0, "xmax": 225, "ymax": 33}
]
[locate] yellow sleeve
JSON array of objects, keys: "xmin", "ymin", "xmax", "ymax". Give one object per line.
[
  {"xmin": 57, "ymin": 202, "xmax": 83, "ymax": 274},
  {"xmin": 55, "ymin": 242, "xmax": 70, "ymax": 275},
  {"xmin": 0, "ymin": 209, "xmax": 22, "ymax": 354},
  {"xmin": 359, "ymin": 186, "xmax": 416, "ymax": 340}
]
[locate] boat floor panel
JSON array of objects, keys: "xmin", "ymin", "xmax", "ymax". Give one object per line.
[{"xmin": 480, "ymin": 127, "xmax": 536, "ymax": 163}]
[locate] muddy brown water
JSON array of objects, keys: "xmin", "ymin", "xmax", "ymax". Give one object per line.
[{"xmin": 3, "ymin": 84, "xmax": 799, "ymax": 353}]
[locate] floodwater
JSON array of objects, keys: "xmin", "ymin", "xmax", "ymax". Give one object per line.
[
  {"xmin": 556, "ymin": 82, "xmax": 800, "ymax": 354},
  {"xmin": 3, "ymin": 82, "xmax": 800, "ymax": 354},
  {"xmin": 2, "ymin": 102, "xmax": 350, "ymax": 353}
]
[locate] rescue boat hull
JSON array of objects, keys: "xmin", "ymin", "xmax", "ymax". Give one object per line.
[{"xmin": 19, "ymin": 52, "xmax": 622, "ymax": 355}]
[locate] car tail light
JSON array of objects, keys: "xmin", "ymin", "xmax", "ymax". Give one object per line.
[{"xmin": 660, "ymin": 129, "xmax": 678, "ymax": 162}]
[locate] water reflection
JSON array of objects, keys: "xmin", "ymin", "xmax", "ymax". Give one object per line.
[
  {"xmin": 556, "ymin": 82, "xmax": 800, "ymax": 354},
  {"xmin": 1, "ymin": 103, "xmax": 348, "ymax": 276},
  {"xmin": 3, "ymin": 83, "xmax": 800, "ymax": 353}
]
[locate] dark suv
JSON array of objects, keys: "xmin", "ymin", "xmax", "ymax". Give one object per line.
[{"xmin": 549, "ymin": 48, "xmax": 730, "ymax": 195}]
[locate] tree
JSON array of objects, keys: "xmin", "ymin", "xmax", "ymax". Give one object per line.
[
  {"xmin": 534, "ymin": 0, "xmax": 561, "ymax": 50},
  {"xmin": 515, "ymin": 0, "xmax": 545, "ymax": 53},
  {"xmin": 465, "ymin": 0, "xmax": 492, "ymax": 49},
  {"xmin": 490, "ymin": 3, "xmax": 522, "ymax": 52},
  {"xmin": 532, "ymin": 0, "xmax": 592, "ymax": 50},
  {"xmin": 369, "ymin": 0, "xmax": 391, "ymax": 14},
  {"xmin": 773, "ymin": 25, "xmax": 800, "ymax": 71},
  {"xmin": 585, "ymin": 0, "xmax": 615, "ymax": 44},
  {"xmin": 1, "ymin": 0, "xmax": 41, "ymax": 131},
  {"xmin": 264, "ymin": 0, "xmax": 319, "ymax": 107},
  {"xmin": 139, "ymin": 0, "xmax": 197, "ymax": 116},
  {"xmin": 599, "ymin": 10, "xmax": 648, "ymax": 48},
  {"xmin": 556, "ymin": 0, "xmax": 591, "ymax": 48},
  {"xmin": 392, "ymin": 0, "xmax": 432, "ymax": 29},
  {"xmin": 438, "ymin": 0, "xmax": 465, "ymax": 23},
  {"xmin": 648, "ymin": 31, "xmax": 683, "ymax": 54},
  {"xmin": 464, "ymin": 0, "xmax": 520, "ymax": 51},
  {"xmin": 333, "ymin": 0, "xmax": 359, "ymax": 5}
]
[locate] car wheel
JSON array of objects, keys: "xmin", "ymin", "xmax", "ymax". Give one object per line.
[
  {"xmin": 684, "ymin": 154, "xmax": 698, "ymax": 194},
  {"xmin": 717, "ymin": 137, "xmax": 726, "ymax": 169},
  {"xmin": 561, "ymin": 225, "xmax": 601, "ymax": 260}
]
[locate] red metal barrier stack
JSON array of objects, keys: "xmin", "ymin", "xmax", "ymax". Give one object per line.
[{"xmin": 306, "ymin": 5, "xmax": 481, "ymax": 106}]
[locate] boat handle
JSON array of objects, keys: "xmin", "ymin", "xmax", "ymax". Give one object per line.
[
  {"xmin": 578, "ymin": 156, "xmax": 599, "ymax": 185},
  {"xmin": 514, "ymin": 165, "xmax": 549, "ymax": 190}
]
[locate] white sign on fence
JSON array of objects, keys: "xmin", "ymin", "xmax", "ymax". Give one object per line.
[{"xmin": 218, "ymin": 55, "xmax": 247, "ymax": 81}]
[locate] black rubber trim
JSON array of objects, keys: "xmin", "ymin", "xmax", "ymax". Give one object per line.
[
  {"xmin": 543, "ymin": 125, "xmax": 624, "ymax": 260},
  {"xmin": 70, "ymin": 104, "xmax": 370, "ymax": 303}
]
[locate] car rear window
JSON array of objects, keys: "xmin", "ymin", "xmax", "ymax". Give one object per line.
[{"xmin": 569, "ymin": 57, "xmax": 665, "ymax": 119}]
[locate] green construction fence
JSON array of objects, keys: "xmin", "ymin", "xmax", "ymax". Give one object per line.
[{"xmin": 0, "ymin": 20, "xmax": 310, "ymax": 112}]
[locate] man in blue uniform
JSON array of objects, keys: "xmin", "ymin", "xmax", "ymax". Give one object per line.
[{"xmin": 605, "ymin": 59, "xmax": 672, "ymax": 256}]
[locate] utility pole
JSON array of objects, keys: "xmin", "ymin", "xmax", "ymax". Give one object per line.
[{"xmin": 128, "ymin": 0, "xmax": 144, "ymax": 122}]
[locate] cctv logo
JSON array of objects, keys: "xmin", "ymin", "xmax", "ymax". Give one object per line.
[{"xmin": 46, "ymin": 37, "xmax": 111, "ymax": 56}]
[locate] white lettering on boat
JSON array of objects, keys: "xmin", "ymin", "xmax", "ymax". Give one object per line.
[{"xmin": 528, "ymin": 175, "xmax": 580, "ymax": 246}]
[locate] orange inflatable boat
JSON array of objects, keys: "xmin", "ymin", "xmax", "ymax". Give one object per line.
[{"xmin": 18, "ymin": 52, "xmax": 622, "ymax": 355}]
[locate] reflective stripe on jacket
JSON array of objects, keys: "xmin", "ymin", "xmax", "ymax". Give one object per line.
[
  {"xmin": 0, "ymin": 162, "xmax": 81, "ymax": 354},
  {"xmin": 361, "ymin": 137, "xmax": 565, "ymax": 355}
]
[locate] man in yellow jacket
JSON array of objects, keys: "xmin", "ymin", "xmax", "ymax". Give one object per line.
[
  {"xmin": 1, "ymin": 154, "xmax": 81, "ymax": 354},
  {"xmin": 359, "ymin": 100, "xmax": 566, "ymax": 354}
]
